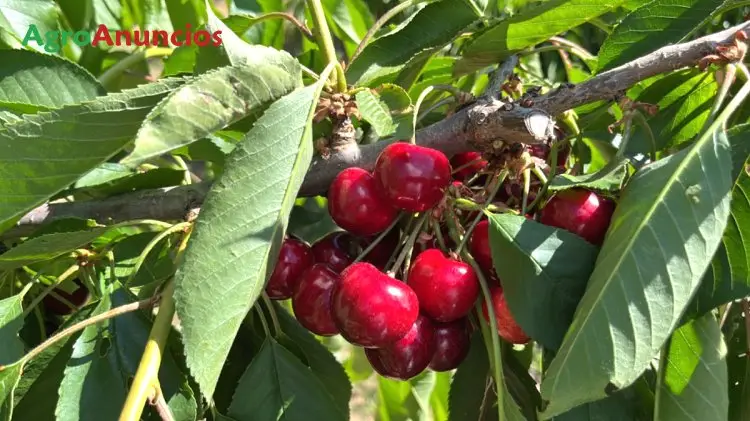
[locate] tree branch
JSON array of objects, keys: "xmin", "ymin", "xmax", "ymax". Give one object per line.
[{"xmin": 9, "ymin": 21, "xmax": 750, "ymax": 234}]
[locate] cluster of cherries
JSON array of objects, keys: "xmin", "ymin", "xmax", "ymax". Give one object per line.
[{"xmin": 266, "ymin": 140, "xmax": 616, "ymax": 380}]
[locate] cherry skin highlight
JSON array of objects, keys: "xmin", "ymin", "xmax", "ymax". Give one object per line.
[
  {"xmin": 331, "ymin": 262, "xmax": 419, "ymax": 348},
  {"xmin": 482, "ymin": 286, "xmax": 530, "ymax": 344},
  {"xmin": 292, "ymin": 264, "xmax": 340, "ymax": 336},
  {"xmin": 429, "ymin": 318, "xmax": 471, "ymax": 371},
  {"xmin": 539, "ymin": 189, "xmax": 615, "ymax": 246},
  {"xmin": 328, "ymin": 167, "xmax": 399, "ymax": 236},
  {"xmin": 365, "ymin": 315, "xmax": 436, "ymax": 380},
  {"xmin": 312, "ymin": 231, "xmax": 361, "ymax": 273},
  {"xmin": 407, "ymin": 249, "xmax": 479, "ymax": 322},
  {"xmin": 265, "ymin": 236, "xmax": 314, "ymax": 299},
  {"xmin": 450, "ymin": 152, "xmax": 487, "ymax": 180},
  {"xmin": 373, "ymin": 142, "xmax": 451, "ymax": 212}
]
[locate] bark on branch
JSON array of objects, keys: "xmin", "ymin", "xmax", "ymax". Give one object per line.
[{"xmin": 9, "ymin": 21, "xmax": 750, "ymax": 235}]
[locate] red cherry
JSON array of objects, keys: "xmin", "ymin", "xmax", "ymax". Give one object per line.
[
  {"xmin": 529, "ymin": 143, "xmax": 570, "ymax": 168},
  {"xmin": 43, "ymin": 280, "xmax": 90, "ymax": 315},
  {"xmin": 265, "ymin": 236, "xmax": 314, "ymax": 300},
  {"xmin": 429, "ymin": 318, "xmax": 471, "ymax": 371},
  {"xmin": 331, "ymin": 262, "xmax": 419, "ymax": 348},
  {"xmin": 362, "ymin": 229, "xmax": 400, "ymax": 270},
  {"xmin": 481, "ymin": 287, "xmax": 529, "ymax": 344},
  {"xmin": 312, "ymin": 231, "xmax": 361, "ymax": 273},
  {"xmin": 365, "ymin": 315, "xmax": 435, "ymax": 380},
  {"xmin": 407, "ymin": 249, "xmax": 479, "ymax": 322},
  {"xmin": 469, "ymin": 220, "xmax": 493, "ymax": 272},
  {"xmin": 539, "ymin": 189, "xmax": 615, "ymax": 245},
  {"xmin": 450, "ymin": 152, "xmax": 487, "ymax": 180},
  {"xmin": 373, "ymin": 142, "xmax": 451, "ymax": 212},
  {"xmin": 292, "ymin": 264, "xmax": 340, "ymax": 336},
  {"xmin": 328, "ymin": 167, "xmax": 399, "ymax": 236}
]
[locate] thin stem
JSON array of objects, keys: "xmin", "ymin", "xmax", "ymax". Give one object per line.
[
  {"xmin": 350, "ymin": 0, "xmax": 424, "ymax": 63},
  {"xmin": 719, "ymin": 301, "xmax": 733, "ymax": 328},
  {"xmin": 300, "ymin": 64, "xmax": 320, "ymax": 81},
  {"xmin": 412, "ymin": 86, "xmax": 436, "ymax": 143},
  {"xmin": 704, "ymin": 64, "xmax": 737, "ymax": 129},
  {"xmin": 248, "ymin": 12, "xmax": 314, "ymax": 40},
  {"xmin": 255, "ymin": 304, "xmax": 272, "ymax": 337},
  {"xmin": 150, "ymin": 385, "xmax": 176, "ymax": 421},
  {"xmin": 261, "ymin": 293, "xmax": 281, "ymax": 337},
  {"xmin": 98, "ymin": 47, "xmax": 173, "ymax": 90},
  {"xmin": 307, "ymin": 0, "xmax": 347, "ymax": 92},
  {"xmin": 614, "ymin": 116, "xmax": 635, "ymax": 161},
  {"xmin": 431, "ymin": 218, "xmax": 447, "ymax": 250},
  {"xmin": 171, "ymin": 155, "xmax": 192, "ymax": 186},
  {"xmin": 456, "ymin": 170, "xmax": 508, "ymax": 254},
  {"xmin": 353, "ymin": 215, "xmax": 403, "ymax": 263},
  {"xmin": 125, "ymin": 222, "xmax": 191, "ymax": 286},
  {"xmin": 464, "ymin": 0, "xmax": 484, "ymax": 17},
  {"xmin": 416, "ymin": 97, "xmax": 456, "ymax": 123},
  {"xmin": 548, "ymin": 36, "xmax": 595, "ymax": 61},
  {"xmin": 389, "ymin": 214, "xmax": 428, "ymax": 275},
  {"xmin": 521, "ymin": 168, "xmax": 531, "ymax": 215},
  {"xmin": 23, "ymin": 296, "xmax": 158, "ymax": 363},
  {"xmin": 520, "ymin": 44, "xmax": 580, "ymax": 58},
  {"xmin": 33, "ymin": 305, "xmax": 47, "ymax": 341},
  {"xmin": 22, "ymin": 264, "xmax": 80, "ymax": 319},
  {"xmin": 632, "ymin": 111, "xmax": 658, "ymax": 163}
]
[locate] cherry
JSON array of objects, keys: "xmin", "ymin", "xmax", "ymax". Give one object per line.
[
  {"xmin": 469, "ymin": 220, "xmax": 493, "ymax": 272},
  {"xmin": 328, "ymin": 167, "xmax": 399, "ymax": 236},
  {"xmin": 365, "ymin": 315, "xmax": 435, "ymax": 380},
  {"xmin": 265, "ymin": 236, "xmax": 314, "ymax": 300},
  {"xmin": 539, "ymin": 189, "xmax": 615, "ymax": 246},
  {"xmin": 43, "ymin": 280, "xmax": 90, "ymax": 315},
  {"xmin": 292, "ymin": 264, "xmax": 340, "ymax": 336},
  {"xmin": 312, "ymin": 231, "xmax": 361, "ymax": 273},
  {"xmin": 450, "ymin": 152, "xmax": 487, "ymax": 180},
  {"xmin": 429, "ymin": 318, "xmax": 471, "ymax": 371},
  {"xmin": 407, "ymin": 249, "xmax": 479, "ymax": 322},
  {"xmin": 481, "ymin": 287, "xmax": 530, "ymax": 345},
  {"xmin": 362, "ymin": 229, "xmax": 400, "ymax": 270},
  {"xmin": 528, "ymin": 143, "xmax": 570, "ymax": 168},
  {"xmin": 331, "ymin": 262, "xmax": 419, "ymax": 348},
  {"xmin": 373, "ymin": 142, "xmax": 451, "ymax": 212}
]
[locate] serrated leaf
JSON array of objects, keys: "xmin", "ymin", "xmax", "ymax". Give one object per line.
[
  {"xmin": 123, "ymin": 63, "xmax": 301, "ymax": 165},
  {"xmin": 654, "ymin": 313, "xmax": 728, "ymax": 420},
  {"xmin": 726, "ymin": 306, "xmax": 750, "ymax": 421},
  {"xmin": 274, "ymin": 304, "xmax": 352, "ymax": 416},
  {"xmin": 488, "ymin": 213, "xmax": 599, "ymax": 350},
  {"xmin": 227, "ymin": 339, "xmax": 346, "ymax": 421},
  {"xmin": 0, "ymin": 362, "xmax": 22, "ymax": 421},
  {"xmin": 0, "ymin": 291, "xmax": 27, "ymax": 365},
  {"xmin": 355, "ymin": 84, "xmax": 413, "ymax": 140},
  {"xmin": 550, "ymin": 389, "xmax": 643, "ymax": 421},
  {"xmin": 0, "ymin": 78, "xmax": 187, "ymax": 232},
  {"xmin": 548, "ymin": 159, "xmax": 628, "ymax": 193},
  {"xmin": 0, "ymin": 228, "xmax": 108, "ymax": 271},
  {"xmin": 540, "ymin": 111, "xmax": 735, "ymax": 416},
  {"xmin": 0, "ymin": 0, "xmax": 58, "ymax": 52},
  {"xmin": 174, "ymin": 79, "xmax": 325, "ymax": 398},
  {"xmin": 456, "ymin": 0, "xmax": 624, "ymax": 75},
  {"xmin": 0, "ymin": 50, "xmax": 104, "ymax": 113},
  {"xmin": 597, "ymin": 0, "xmax": 723, "ymax": 73},
  {"xmin": 346, "ymin": 0, "xmax": 477, "ymax": 87}
]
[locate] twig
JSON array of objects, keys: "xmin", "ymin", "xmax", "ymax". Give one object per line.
[
  {"xmin": 307, "ymin": 0, "xmax": 347, "ymax": 92},
  {"xmin": 150, "ymin": 386, "xmax": 176, "ymax": 421},
  {"xmin": 246, "ymin": 12, "xmax": 314, "ymax": 40},
  {"xmin": 483, "ymin": 55, "xmax": 519, "ymax": 100}
]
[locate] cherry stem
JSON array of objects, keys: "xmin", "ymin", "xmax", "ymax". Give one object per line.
[
  {"xmin": 353, "ymin": 214, "xmax": 404, "ymax": 264},
  {"xmin": 125, "ymin": 222, "xmax": 192, "ymax": 286},
  {"xmin": 454, "ymin": 198, "xmax": 507, "ymax": 214},
  {"xmin": 456, "ymin": 170, "xmax": 509, "ymax": 254},
  {"xmin": 411, "ymin": 87, "xmax": 436, "ymax": 144},
  {"xmin": 254, "ymin": 303, "xmax": 272, "ymax": 337},
  {"xmin": 306, "ymin": 0, "xmax": 347, "ymax": 92},
  {"xmin": 22, "ymin": 264, "xmax": 80, "ymax": 319},
  {"xmin": 451, "ymin": 157, "xmax": 484, "ymax": 175},
  {"xmin": 705, "ymin": 63, "xmax": 737, "ymax": 129},
  {"xmin": 389, "ymin": 213, "xmax": 428, "ymax": 276},
  {"xmin": 431, "ymin": 218, "xmax": 447, "ymax": 251},
  {"xmin": 261, "ymin": 292, "xmax": 282, "ymax": 337},
  {"xmin": 521, "ymin": 168, "xmax": 531, "ymax": 215}
]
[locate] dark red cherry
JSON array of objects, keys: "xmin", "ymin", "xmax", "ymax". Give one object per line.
[
  {"xmin": 43, "ymin": 279, "xmax": 90, "ymax": 315},
  {"xmin": 469, "ymin": 220, "xmax": 493, "ymax": 272},
  {"xmin": 292, "ymin": 264, "xmax": 340, "ymax": 336},
  {"xmin": 362, "ymin": 229, "xmax": 400, "ymax": 270},
  {"xmin": 328, "ymin": 167, "xmax": 399, "ymax": 236},
  {"xmin": 529, "ymin": 142, "xmax": 570, "ymax": 168},
  {"xmin": 331, "ymin": 262, "xmax": 419, "ymax": 348},
  {"xmin": 266, "ymin": 236, "xmax": 314, "ymax": 299},
  {"xmin": 450, "ymin": 152, "xmax": 487, "ymax": 180},
  {"xmin": 481, "ymin": 287, "xmax": 530, "ymax": 344},
  {"xmin": 407, "ymin": 249, "xmax": 479, "ymax": 322},
  {"xmin": 312, "ymin": 231, "xmax": 361, "ymax": 273},
  {"xmin": 373, "ymin": 142, "xmax": 451, "ymax": 212},
  {"xmin": 429, "ymin": 318, "xmax": 471, "ymax": 371},
  {"xmin": 539, "ymin": 189, "xmax": 615, "ymax": 246},
  {"xmin": 365, "ymin": 315, "xmax": 435, "ymax": 380}
]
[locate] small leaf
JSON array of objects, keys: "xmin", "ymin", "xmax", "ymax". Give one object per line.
[
  {"xmin": 0, "ymin": 78, "xmax": 187, "ymax": 232},
  {"xmin": 0, "ymin": 362, "xmax": 23, "ymax": 421},
  {"xmin": 456, "ymin": 0, "xmax": 624, "ymax": 75},
  {"xmin": 346, "ymin": 0, "xmax": 477, "ymax": 86},
  {"xmin": 0, "ymin": 291, "xmax": 27, "ymax": 365},
  {"xmin": 0, "ymin": 0, "xmax": 58, "ymax": 52},
  {"xmin": 227, "ymin": 339, "xmax": 346, "ymax": 421},
  {"xmin": 488, "ymin": 213, "xmax": 599, "ymax": 350},
  {"xmin": 174, "ymin": 80, "xmax": 327, "ymax": 398},
  {"xmin": 597, "ymin": 0, "xmax": 723, "ymax": 72},
  {"xmin": 355, "ymin": 84, "xmax": 414, "ymax": 140},
  {"xmin": 654, "ymin": 313, "xmax": 728, "ymax": 420},
  {"xmin": 123, "ymin": 63, "xmax": 302, "ymax": 165},
  {"xmin": 548, "ymin": 159, "xmax": 628, "ymax": 193},
  {"xmin": 0, "ymin": 50, "xmax": 104, "ymax": 113},
  {"xmin": 540, "ymin": 122, "xmax": 734, "ymax": 415},
  {"xmin": 0, "ymin": 228, "xmax": 108, "ymax": 271}
]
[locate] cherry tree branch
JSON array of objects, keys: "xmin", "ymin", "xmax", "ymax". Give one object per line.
[{"xmin": 8, "ymin": 21, "xmax": 750, "ymax": 235}]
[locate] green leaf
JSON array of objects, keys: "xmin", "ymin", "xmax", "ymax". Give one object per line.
[
  {"xmin": 548, "ymin": 159, "xmax": 628, "ymax": 193},
  {"xmin": 550, "ymin": 389, "xmax": 643, "ymax": 421},
  {"xmin": 0, "ymin": 0, "xmax": 58, "ymax": 52},
  {"xmin": 346, "ymin": 0, "xmax": 477, "ymax": 86},
  {"xmin": 166, "ymin": 0, "xmax": 205, "ymax": 30},
  {"xmin": 123, "ymin": 62, "xmax": 301, "ymax": 165},
  {"xmin": 726, "ymin": 306, "xmax": 750, "ymax": 421},
  {"xmin": 597, "ymin": 0, "xmax": 723, "ymax": 73},
  {"xmin": 0, "ymin": 290, "xmax": 27, "ymax": 365},
  {"xmin": 71, "ymin": 167, "xmax": 185, "ymax": 200},
  {"xmin": 0, "ymin": 362, "xmax": 23, "ymax": 421},
  {"xmin": 104, "ymin": 231, "xmax": 175, "ymax": 287},
  {"xmin": 227, "ymin": 339, "xmax": 346, "ymax": 421},
  {"xmin": 456, "ymin": 0, "xmax": 624, "ymax": 75},
  {"xmin": 355, "ymin": 84, "xmax": 414, "ymax": 140},
  {"xmin": 654, "ymin": 313, "xmax": 728, "ymax": 420},
  {"xmin": 430, "ymin": 371, "xmax": 451, "ymax": 421},
  {"xmin": 174, "ymin": 79, "xmax": 326, "ymax": 398},
  {"xmin": 488, "ymin": 213, "xmax": 599, "ymax": 350},
  {"xmin": 0, "ymin": 78, "xmax": 187, "ymax": 232},
  {"xmin": 0, "ymin": 228, "xmax": 107, "ymax": 271},
  {"xmin": 324, "ymin": 0, "xmax": 374, "ymax": 57},
  {"xmin": 540, "ymin": 118, "xmax": 734, "ymax": 416},
  {"xmin": 274, "ymin": 305, "xmax": 352, "ymax": 416},
  {"xmin": 448, "ymin": 334, "xmax": 493, "ymax": 421},
  {"xmin": 0, "ymin": 50, "xmax": 104, "ymax": 113}
]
